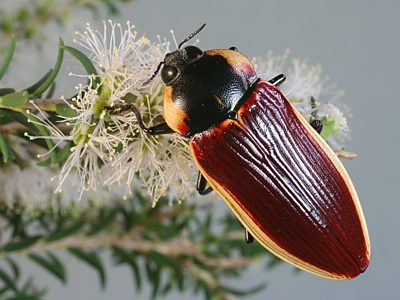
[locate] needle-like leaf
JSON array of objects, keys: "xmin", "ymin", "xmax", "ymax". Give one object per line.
[{"xmin": 0, "ymin": 36, "xmax": 16, "ymax": 80}]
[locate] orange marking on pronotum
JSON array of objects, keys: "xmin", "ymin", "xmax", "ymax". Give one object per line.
[{"xmin": 163, "ymin": 86, "xmax": 190, "ymax": 136}]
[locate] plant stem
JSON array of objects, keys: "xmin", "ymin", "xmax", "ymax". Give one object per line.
[
  {"xmin": 25, "ymin": 229, "xmax": 253, "ymax": 270},
  {"xmin": 0, "ymin": 98, "xmax": 71, "ymax": 113},
  {"xmin": 334, "ymin": 149, "xmax": 357, "ymax": 159}
]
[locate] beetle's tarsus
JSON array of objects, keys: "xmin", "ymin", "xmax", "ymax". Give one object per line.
[
  {"xmin": 310, "ymin": 119, "xmax": 323, "ymax": 134},
  {"xmin": 268, "ymin": 74, "xmax": 286, "ymax": 87},
  {"xmin": 145, "ymin": 122, "xmax": 175, "ymax": 135},
  {"xmin": 196, "ymin": 172, "xmax": 213, "ymax": 195},
  {"xmin": 245, "ymin": 229, "xmax": 254, "ymax": 243},
  {"xmin": 106, "ymin": 103, "xmax": 174, "ymax": 135}
]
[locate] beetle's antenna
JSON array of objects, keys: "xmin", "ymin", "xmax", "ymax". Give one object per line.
[
  {"xmin": 143, "ymin": 61, "xmax": 164, "ymax": 86},
  {"xmin": 143, "ymin": 23, "xmax": 206, "ymax": 86},
  {"xmin": 178, "ymin": 23, "xmax": 206, "ymax": 49}
]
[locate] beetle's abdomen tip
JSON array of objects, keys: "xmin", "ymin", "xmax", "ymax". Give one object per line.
[
  {"xmin": 340, "ymin": 252, "xmax": 370, "ymax": 280},
  {"xmin": 357, "ymin": 253, "xmax": 370, "ymax": 274}
]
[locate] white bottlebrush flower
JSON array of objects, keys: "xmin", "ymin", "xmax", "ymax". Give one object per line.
[
  {"xmin": 73, "ymin": 20, "xmax": 168, "ymax": 95},
  {"xmin": 315, "ymin": 103, "xmax": 350, "ymax": 149},
  {"xmin": 26, "ymin": 87, "xmax": 110, "ymax": 196},
  {"xmin": 103, "ymin": 84, "xmax": 196, "ymax": 207},
  {"xmin": 28, "ymin": 21, "xmax": 196, "ymax": 206},
  {"xmin": 255, "ymin": 50, "xmax": 350, "ymax": 149},
  {"xmin": 0, "ymin": 137, "xmax": 122, "ymax": 209}
]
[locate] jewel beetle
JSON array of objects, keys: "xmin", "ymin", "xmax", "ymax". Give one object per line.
[{"xmin": 132, "ymin": 24, "xmax": 370, "ymax": 279}]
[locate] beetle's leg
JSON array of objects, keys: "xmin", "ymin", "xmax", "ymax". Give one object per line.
[
  {"xmin": 106, "ymin": 103, "xmax": 174, "ymax": 135},
  {"xmin": 129, "ymin": 104, "xmax": 174, "ymax": 135},
  {"xmin": 310, "ymin": 119, "xmax": 323, "ymax": 134},
  {"xmin": 196, "ymin": 172, "xmax": 213, "ymax": 195},
  {"xmin": 268, "ymin": 74, "xmax": 286, "ymax": 87},
  {"xmin": 145, "ymin": 122, "xmax": 175, "ymax": 135},
  {"xmin": 245, "ymin": 229, "xmax": 254, "ymax": 243}
]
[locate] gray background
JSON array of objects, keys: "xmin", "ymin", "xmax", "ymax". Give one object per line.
[{"xmin": 3, "ymin": 0, "xmax": 399, "ymax": 299}]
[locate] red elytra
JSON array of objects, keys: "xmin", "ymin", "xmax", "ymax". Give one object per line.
[{"xmin": 190, "ymin": 80, "xmax": 370, "ymax": 279}]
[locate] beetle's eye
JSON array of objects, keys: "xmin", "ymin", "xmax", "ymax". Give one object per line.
[
  {"xmin": 161, "ymin": 65, "xmax": 179, "ymax": 85},
  {"xmin": 184, "ymin": 46, "xmax": 203, "ymax": 60}
]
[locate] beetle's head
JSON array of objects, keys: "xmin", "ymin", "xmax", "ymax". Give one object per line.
[
  {"xmin": 146, "ymin": 25, "xmax": 258, "ymax": 137},
  {"xmin": 160, "ymin": 46, "xmax": 204, "ymax": 86}
]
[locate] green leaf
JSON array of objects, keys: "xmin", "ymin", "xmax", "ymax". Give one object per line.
[
  {"xmin": 23, "ymin": 110, "xmax": 56, "ymax": 166},
  {"xmin": 19, "ymin": 277, "xmax": 34, "ymax": 294},
  {"xmin": 0, "ymin": 88, "xmax": 15, "ymax": 96},
  {"xmin": 0, "ymin": 91, "xmax": 29, "ymax": 107},
  {"xmin": 30, "ymin": 39, "xmax": 64, "ymax": 97},
  {"xmin": 63, "ymin": 45, "xmax": 100, "ymax": 89},
  {"xmin": 112, "ymin": 247, "xmax": 141, "ymax": 290},
  {"xmin": 158, "ymin": 225, "xmax": 180, "ymax": 240},
  {"xmin": 68, "ymin": 248, "xmax": 106, "ymax": 288},
  {"xmin": 102, "ymin": 0, "xmax": 119, "ymax": 14},
  {"xmin": 0, "ymin": 109, "xmax": 35, "ymax": 130},
  {"xmin": 25, "ymin": 69, "xmax": 52, "ymax": 94},
  {"xmin": 0, "ymin": 268, "xmax": 17, "ymax": 292},
  {"xmin": 55, "ymin": 142, "xmax": 72, "ymax": 163},
  {"xmin": 200, "ymin": 282, "xmax": 212, "ymax": 300},
  {"xmin": 87, "ymin": 210, "xmax": 117, "ymax": 236},
  {"xmin": 161, "ymin": 273, "xmax": 174, "ymax": 296},
  {"xmin": 0, "ymin": 133, "xmax": 9, "ymax": 162},
  {"xmin": 55, "ymin": 103, "xmax": 77, "ymax": 118},
  {"xmin": 45, "ymin": 83, "xmax": 56, "ymax": 99},
  {"xmin": 28, "ymin": 252, "xmax": 67, "ymax": 284},
  {"xmin": 310, "ymin": 96, "xmax": 318, "ymax": 119},
  {"xmin": 83, "ymin": 3, "xmax": 100, "ymax": 17},
  {"xmin": 148, "ymin": 250, "xmax": 184, "ymax": 295},
  {"xmin": 1, "ymin": 235, "xmax": 41, "ymax": 252},
  {"xmin": 46, "ymin": 220, "xmax": 85, "ymax": 243},
  {"xmin": 145, "ymin": 261, "xmax": 160, "ymax": 300},
  {"xmin": 267, "ymin": 256, "xmax": 282, "ymax": 269},
  {"xmin": 37, "ymin": 142, "xmax": 71, "ymax": 167},
  {"xmin": 10, "ymin": 211, "xmax": 24, "ymax": 238},
  {"xmin": 220, "ymin": 283, "xmax": 266, "ymax": 296},
  {"xmin": 0, "ymin": 36, "xmax": 16, "ymax": 80},
  {"xmin": 320, "ymin": 119, "xmax": 336, "ymax": 140},
  {"xmin": 121, "ymin": 92, "xmax": 136, "ymax": 104},
  {"xmin": 20, "ymin": 277, "xmax": 47, "ymax": 297},
  {"xmin": 0, "ymin": 287, "xmax": 8, "ymax": 296},
  {"xmin": 5, "ymin": 257, "xmax": 20, "ymax": 280},
  {"xmin": 0, "ymin": 114, "xmax": 12, "ymax": 125},
  {"xmin": 148, "ymin": 250, "xmax": 182, "ymax": 275}
]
